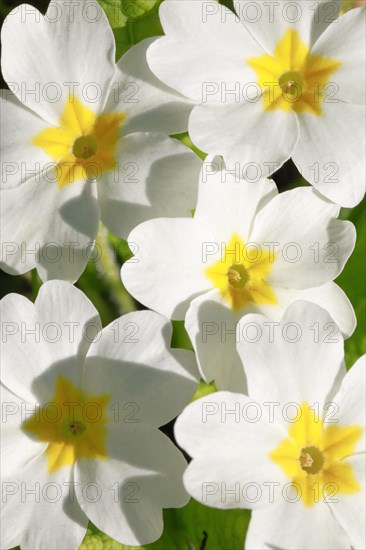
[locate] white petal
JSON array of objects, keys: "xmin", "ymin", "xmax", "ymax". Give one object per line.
[
  {"xmin": 293, "ymin": 103, "xmax": 366, "ymax": 207},
  {"xmin": 98, "ymin": 133, "xmax": 201, "ymax": 238},
  {"xmin": 274, "ymin": 282, "xmax": 356, "ymax": 338},
  {"xmin": 34, "ymin": 280, "xmax": 101, "ymax": 369},
  {"xmin": 237, "ymin": 301, "xmax": 346, "ymax": 424},
  {"xmin": 106, "ymin": 38, "xmax": 193, "ymax": 135},
  {"xmin": 250, "ymin": 187, "xmax": 355, "ymax": 289},
  {"xmin": 1, "ymin": 455, "xmax": 87, "ymax": 550},
  {"xmin": 121, "ymin": 218, "xmax": 216, "ymax": 319},
  {"xmin": 236, "ymin": 0, "xmax": 341, "ymax": 53},
  {"xmin": 246, "ymin": 499, "xmax": 350, "ymax": 549},
  {"xmin": 311, "ymin": 6, "xmax": 366, "ymax": 104},
  {"xmin": 0, "ymin": 293, "xmax": 48, "ymax": 403},
  {"xmin": 1, "ymin": 0, "xmax": 115, "ymax": 123},
  {"xmin": 185, "ymin": 290, "xmax": 250, "ymax": 392},
  {"xmin": 329, "ymin": 454, "xmax": 366, "ymax": 550},
  {"xmin": 75, "ymin": 423, "xmax": 188, "ymax": 546},
  {"xmin": 0, "ymin": 92, "xmax": 51, "ymax": 189},
  {"xmin": 189, "ymin": 100, "xmax": 299, "ymax": 175},
  {"xmin": 0, "ymin": 384, "xmax": 46, "ymax": 478},
  {"xmin": 175, "ymin": 392, "xmax": 287, "ymax": 509},
  {"xmin": 84, "ymin": 310, "xmax": 199, "ymax": 427},
  {"xmin": 326, "ymin": 355, "xmax": 366, "ymax": 453},
  {"xmin": 147, "ymin": 0, "xmax": 261, "ymax": 102},
  {"xmin": 187, "ymin": 282, "xmax": 355, "ymax": 392},
  {"xmin": 0, "ymin": 172, "xmax": 100, "ymax": 282},
  {"xmin": 0, "ymin": 281, "xmax": 101, "ymax": 404},
  {"xmin": 194, "ymin": 155, "xmax": 278, "ymax": 243}
]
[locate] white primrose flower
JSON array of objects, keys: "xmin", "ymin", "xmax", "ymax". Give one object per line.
[
  {"xmin": 0, "ymin": 281, "xmax": 199, "ymax": 549},
  {"xmin": 121, "ymin": 157, "xmax": 356, "ymax": 392},
  {"xmin": 175, "ymin": 301, "xmax": 366, "ymax": 550},
  {"xmin": 147, "ymin": 0, "xmax": 366, "ymax": 207},
  {"xmin": 0, "ymin": 0, "xmax": 200, "ymax": 283}
]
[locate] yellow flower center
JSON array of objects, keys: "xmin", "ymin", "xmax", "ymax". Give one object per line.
[
  {"xmin": 247, "ymin": 29, "xmax": 341, "ymax": 115},
  {"xmin": 23, "ymin": 377, "xmax": 110, "ymax": 472},
  {"xmin": 205, "ymin": 234, "xmax": 277, "ymax": 311},
  {"xmin": 32, "ymin": 96, "xmax": 126, "ymax": 187},
  {"xmin": 269, "ymin": 402, "xmax": 362, "ymax": 507}
]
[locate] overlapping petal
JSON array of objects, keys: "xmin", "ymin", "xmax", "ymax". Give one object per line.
[
  {"xmin": 194, "ymin": 156, "xmax": 278, "ymax": 243},
  {"xmin": 99, "ymin": 133, "xmax": 201, "ymax": 238},
  {"xmin": 0, "ymin": 93, "xmax": 51, "ymax": 190},
  {"xmin": 175, "ymin": 392, "xmax": 287, "ymax": 509},
  {"xmin": 235, "ymin": 0, "xmax": 341, "ymax": 54},
  {"xmin": 311, "ymin": 6, "xmax": 366, "ymax": 104},
  {"xmin": 237, "ymin": 301, "xmax": 347, "ymax": 420},
  {"xmin": 75, "ymin": 423, "xmax": 188, "ymax": 546},
  {"xmin": 0, "ymin": 281, "xmax": 101, "ymax": 404},
  {"xmin": 1, "ymin": 0, "xmax": 116, "ymax": 123},
  {"xmin": 147, "ymin": 0, "xmax": 261, "ymax": 103},
  {"xmin": 189, "ymin": 100, "xmax": 299, "ymax": 175},
  {"xmin": 1, "ymin": 454, "xmax": 87, "ymax": 550},
  {"xmin": 245, "ymin": 498, "xmax": 350, "ymax": 549},
  {"xmin": 122, "ymin": 218, "xmax": 216, "ymax": 319},
  {"xmin": 106, "ymin": 37, "xmax": 193, "ymax": 135},
  {"xmin": 250, "ymin": 187, "xmax": 356, "ymax": 289},
  {"xmin": 325, "ymin": 355, "xmax": 366, "ymax": 453},
  {"xmin": 0, "ymin": 174, "xmax": 100, "ymax": 282},
  {"xmin": 293, "ymin": 103, "xmax": 366, "ymax": 207},
  {"xmin": 84, "ymin": 310, "xmax": 199, "ymax": 427}
]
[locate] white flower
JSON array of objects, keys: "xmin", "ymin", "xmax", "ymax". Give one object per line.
[
  {"xmin": 122, "ymin": 157, "xmax": 356, "ymax": 392},
  {"xmin": 0, "ymin": 280, "xmax": 199, "ymax": 549},
  {"xmin": 147, "ymin": 0, "xmax": 366, "ymax": 207},
  {"xmin": 175, "ymin": 301, "xmax": 366, "ymax": 550},
  {"xmin": 0, "ymin": 0, "xmax": 200, "ymax": 282}
]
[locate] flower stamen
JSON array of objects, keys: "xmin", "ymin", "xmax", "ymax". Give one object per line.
[
  {"xmin": 72, "ymin": 135, "xmax": 98, "ymax": 160},
  {"xmin": 227, "ymin": 264, "xmax": 250, "ymax": 289},
  {"xmin": 69, "ymin": 420, "xmax": 87, "ymax": 436},
  {"xmin": 279, "ymin": 70, "xmax": 304, "ymax": 96},
  {"xmin": 299, "ymin": 446, "xmax": 324, "ymax": 474}
]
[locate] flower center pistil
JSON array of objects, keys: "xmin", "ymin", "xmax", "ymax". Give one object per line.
[
  {"xmin": 68, "ymin": 420, "xmax": 87, "ymax": 436},
  {"xmin": 227, "ymin": 264, "xmax": 250, "ymax": 289},
  {"xmin": 278, "ymin": 70, "xmax": 304, "ymax": 96},
  {"xmin": 299, "ymin": 445, "xmax": 324, "ymax": 474},
  {"xmin": 72, "ymin": 135, "xmax": 98, "ymax": 160}
]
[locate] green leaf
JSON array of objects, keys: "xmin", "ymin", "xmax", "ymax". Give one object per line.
[
  {"xmin": 218, "ymin": 0, "xmax": 234, "ymax": 9},
  {"xmin": 336, "ymin": 199, "xmax": 366, "ymax": 368},
  {"xmin": 79, "ymin": 523, "xmax": 126, "ymax": 549},
  {"xmin": 121, "ymin": 0, "xmax": 161, "ymax": 20},
  {"xmin": 80, "ymin": 500, "xmax": 250, "ymax": 550},
  {"xmin": 192, "ymin": 380, "xmax": 217, "ymax": 401},
  {"xmin": 98, "ymin": 0, "xmax": 127, "ymax": 29},
  {"xmin": 148, "ymin": 499, "xmax": 250, "ymax": 550},
  {"xmin": 98, "ymin": 0, "xmax": 162, "ymax": 29},
  {"xmin": 98, "ymin": 0, "xmax": 163, "ymax": 59},
  {"xmin": 171, "ymin": 320, "xmax": 194, "ymax": 351}
]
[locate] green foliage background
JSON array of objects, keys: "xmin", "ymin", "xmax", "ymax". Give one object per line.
[{"xmin": 0, "ymin": 0, "xmax": 365, "ymax": 548}]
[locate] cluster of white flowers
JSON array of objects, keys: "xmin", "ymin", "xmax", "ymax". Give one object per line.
[{"xmin": 0, "ymin": 1, "xmax": 365, "ymax": 549}]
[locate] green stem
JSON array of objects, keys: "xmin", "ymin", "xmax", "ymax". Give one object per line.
[
  {"xmin": 31, "ymin": 269, "xmax": 42, "ymax": 300},
  {"xmin": 95, "ymin": 223, "xmax": 136, "ymax": 314}
]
